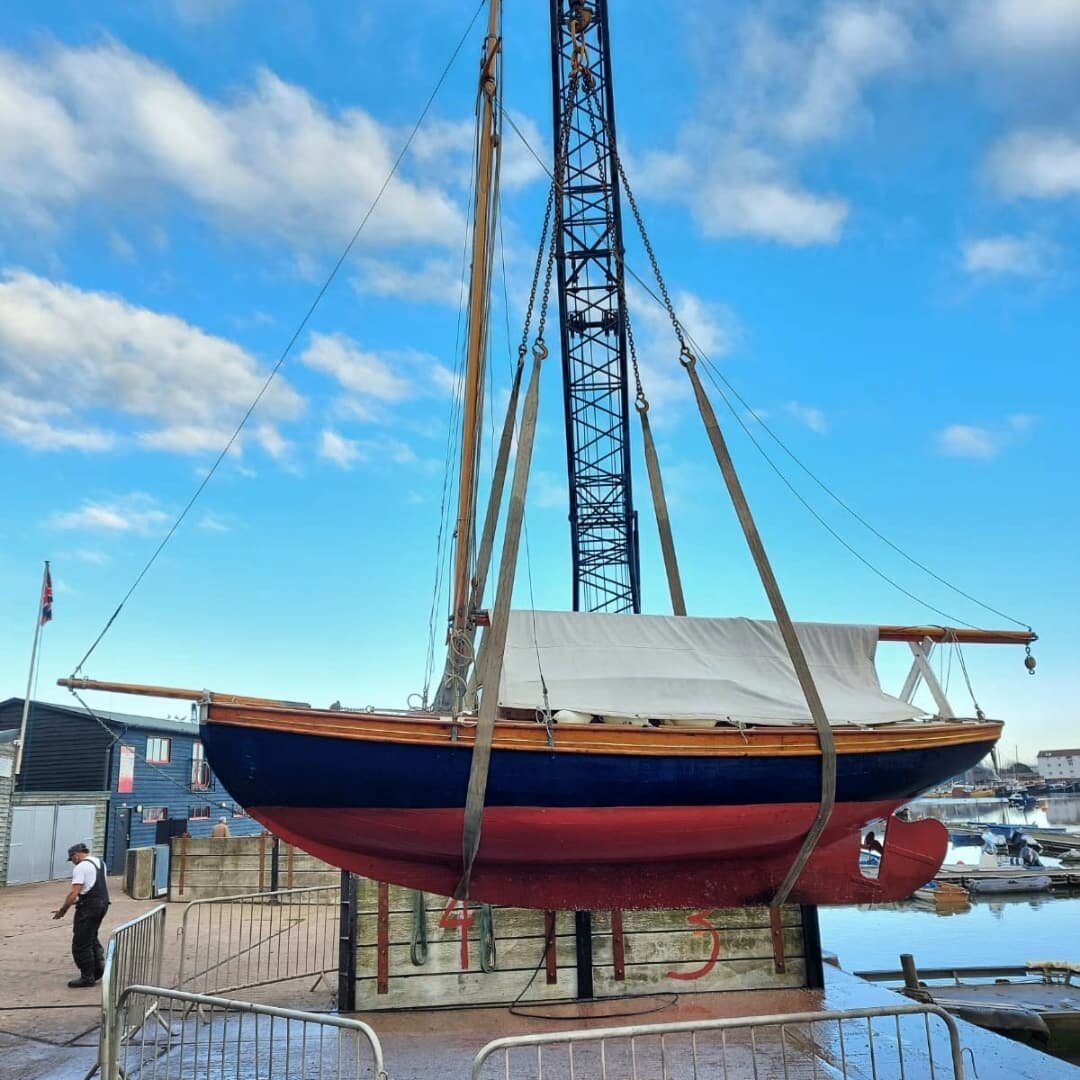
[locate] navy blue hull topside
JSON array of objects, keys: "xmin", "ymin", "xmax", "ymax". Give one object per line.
[{"xmin": 201, "ymin": 720, "xmax": 997, "ymax": 811}]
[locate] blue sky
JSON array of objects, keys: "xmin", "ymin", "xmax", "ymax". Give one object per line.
[{"xmin": 1, "ymin": 0, "xmax": 1077, "ymax": 760}]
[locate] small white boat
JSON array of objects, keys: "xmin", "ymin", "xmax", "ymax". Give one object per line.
[{"xmin": 967, "ymin": 874, "xmax": 1052, "ymax": 895}]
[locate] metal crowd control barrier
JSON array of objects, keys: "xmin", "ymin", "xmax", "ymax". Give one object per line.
[
  {"xmin": 471, "ymin": 1003, "xmax": 966, "ymax": 1079},
  {"xmin": 93, "ymin": 904, "xmax": 168, "ymax": 1080},
  {"xmin": 176, "ymin": 884, "xmax": 339, "ymax": 998},
  {"xmin": 107, "ymin": 985, "xmax": 387, "ymax": 1080}
]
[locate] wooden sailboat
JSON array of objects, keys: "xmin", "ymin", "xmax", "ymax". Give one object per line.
[{"xmin": 60, "ymin": 0, "xmax": 1033, "ymax": 912}]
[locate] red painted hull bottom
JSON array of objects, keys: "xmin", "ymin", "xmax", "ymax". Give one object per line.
[{"xmin": 248, "ymin": 803, "xmax": 946, "ymax": 910}]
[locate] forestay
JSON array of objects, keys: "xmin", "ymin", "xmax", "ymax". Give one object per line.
[{"xmin": 499, "ymin": 611, "xmax": 924, "ymax": 726}]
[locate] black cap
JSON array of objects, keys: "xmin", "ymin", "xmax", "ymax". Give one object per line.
[{"xmin": 67, "ymin": 842, "xmax": 89, "ymax": 859}]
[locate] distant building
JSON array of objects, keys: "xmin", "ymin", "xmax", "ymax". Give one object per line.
[
  {"xmin": 1036, "ymin": 748, "xmax": 1080, "ymax": 781},
  {"xmin": 0, "ymin": 697, "xmax": 263, "ymax": 886}
]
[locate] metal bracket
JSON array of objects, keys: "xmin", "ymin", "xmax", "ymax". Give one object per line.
[{"xmin": 900, "ymin": 638, "xmax": 955, "ymax": 718}]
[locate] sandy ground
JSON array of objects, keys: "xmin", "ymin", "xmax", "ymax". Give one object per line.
[{"xmin": 1, "ymin": 877, "xmax": 1074, "ymax": 1079}]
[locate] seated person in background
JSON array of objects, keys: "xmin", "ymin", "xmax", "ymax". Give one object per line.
[
  {"xmin": 863, "ymin": 831, "xmax": 884, "ymax": 855},
  {"xmin": 1019, "ymin": 841, "xmax": 1043, "ymax": 868}
]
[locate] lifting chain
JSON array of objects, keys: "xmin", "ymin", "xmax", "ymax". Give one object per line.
[
  {"xmin": 607, "ymin": 123, "xmax": 692, "ymax": 361},
  {"xmin": 534, "ymin": 63, "xmax": 580, "ymax": 347},
  {"xmin": 567, "ymin": 3, "xmax": 594, "ymax": 88}
]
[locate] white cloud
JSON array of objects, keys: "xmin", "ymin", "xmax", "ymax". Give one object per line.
[
  {"xmin": 197, "ymin": 513, "xmax": 232, "ymax": 533},
  {"xmin": 318, "ymin": 428, "xmax": 419, "ymax": 471},
  {"xmin": 987, "ymin": 129, "xmax": 1080, "ymax": 200},
  {"xmin": 937, "ymin": 424, "xmax": 999, "ymax": 459},
  {"xmin": 627, "ymin": 286, "xmax": 738, "ymax": 413},
  {"xmin": 634, "ymin": 2, "xmax": 916, "ymax": 247},
  {"xmin": 0, "ymin": 43, "xmax": 466, "ymax": 252},
  {"xmin": 51, "ymin": 493, "xmax": 171, "ymax": 533},
  {"xmin": 962, "ymin": 235, "xmax": 1048, "ymax": 277},
  {"xmin": 301, "ymin": 332, "xmax": 413, "ymax": 402},
  {"xmin": 637, "ymin": 140, "xmax": 847, "ymax": 247},
  {"xmin": 255, "ymin": 423, "xmax": 291, "ymax": 459},
  {"xmin": 936, "ymin": 415, "xmax": 1037, "ymax": 459},
  {"xmin": 954, "ymin": 0, "xmax": 1080, "ymax": 71},
  {"xmin": 695, "ymin": 173, "xmax": 848, "ymax": 246},
  {"xmin": 785, "ymin": 401, "xmax": 828, "ymax": 434},
  {"xmin": 319, "ymin": 429, "xmax": 364, "ymax": 469},
  {"xmin": 0, "ymin": 387, "xmax": 115, "ymax": 451},
  {"xmin": 776, "ymin": 6, "xmax": 913, "ymax": 145},
  {"xmin": 0, "ymin": 270, "xmax": 302, "ymax": 455},
  {"xmin": 354, "ymin": 256, "xmax": 465, "ymax": 307},
  {"xmin": 301, "ymin": 332, "xmax": 456, "ymax": 425}
]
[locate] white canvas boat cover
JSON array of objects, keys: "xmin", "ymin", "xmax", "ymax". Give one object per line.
[{"xmin": 499, "ymin": 610, "xmax": 924, "ymax": 726}]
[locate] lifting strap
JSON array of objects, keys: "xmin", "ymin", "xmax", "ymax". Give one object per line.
[
  {"xmin": 637, "ymin": 400, "xmax": 686, "ymax": 616},
  {"xmin": 682, "ymin": 351, "xmax": 837, "ymax": 932},
  {"xmin": 455, "ymin": 341, "xmax": 545, "ymax": 900}
]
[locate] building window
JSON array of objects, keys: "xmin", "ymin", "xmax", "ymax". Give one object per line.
[
  {"xmin": 146, "ymin": 737, "xmax": 172, "ymax": 764},
  {"xmin": 190, "ymin": 742, "xmax": 210, "ymax": 790},
  {"xmin": 190, "ymin": 805, "xmax": 211, "ymax": 821},
  {"xmin": 232, "ymin": 803, "xmax": 248, "ymax": 818},
  {"xmin": 142, "ymin": 806, "xmax": 168, "ymax": 824}
]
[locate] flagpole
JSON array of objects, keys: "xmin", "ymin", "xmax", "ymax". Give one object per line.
[{"xmin": 15, "ymin": 560, "xmax": 49, "ymax": 778}]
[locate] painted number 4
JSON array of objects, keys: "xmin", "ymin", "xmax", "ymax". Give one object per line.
[
  {"xmin": 665, "ymin": 909, "xmax": 721, "ymax": 981},
  {"xmin": 439, "ymin": 898, "xmax": 474, "ymax": 970}
]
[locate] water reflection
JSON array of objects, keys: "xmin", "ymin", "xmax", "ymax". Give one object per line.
[
  {"xmin": 820, "ymin": 798, "xmax": 1079, "ymax": 972},
  {"xmin": 910, "ymin": 794, "xmax": 1080, "ymax": 831},
  {"xmin": 821, "ymin": 891, "xmax": 1080, "ymax": 971},
  {"xmin": 1046, "ymin": 797, "xmax": 1080, "ymax": 827}
]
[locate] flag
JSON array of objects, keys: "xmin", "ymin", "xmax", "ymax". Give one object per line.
[{"xmin": 40, "ymin": 565, "xmax": 53, "ymax": 625}]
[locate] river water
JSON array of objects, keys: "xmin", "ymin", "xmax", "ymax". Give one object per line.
[{"xmin": 819, "ymin": 796, "xmax": 1080, "ymax": 973}]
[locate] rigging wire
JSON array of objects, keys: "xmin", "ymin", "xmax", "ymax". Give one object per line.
[
  {"xmin": 422, "ymin": 115, "xmax": 481, "ymax": 704},
  {"xmin": 695, "ymin": 358, "xmax": 982, "ymax": 630},
  {"xmin": 498, "ymin": 104, "xmax": 1032, "ymax": 633},
  {"xmin": 73, "ymin": 0, "xmax": 489, "ymax": 679}
]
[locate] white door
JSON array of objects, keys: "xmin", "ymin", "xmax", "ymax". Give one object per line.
[
  {"xmin": 52, "ymin": 804, "xmax": 97, "ymax": 879},
  {"xmin": 8, "ymin": 806, "xmax": 55, "ymax": 885}
]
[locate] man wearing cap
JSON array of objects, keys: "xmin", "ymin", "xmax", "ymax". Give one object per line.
[{"xmin": 52, "ymin": 843, "xmax": 110, "ymax": 988}]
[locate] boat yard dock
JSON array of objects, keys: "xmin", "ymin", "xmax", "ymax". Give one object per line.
[
  {"xmin": 946, "ymin": 824, "xmax": 1080, "ymax": 857},
  {"xmin": 935, "ymin": 864, "xmax": 1080, "ymax": 889}
]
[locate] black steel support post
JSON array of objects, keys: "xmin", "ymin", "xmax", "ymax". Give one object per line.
[
  {"xmin": 338, "ymin": 870, "xmax": 358, "ymax": 1011},
  {"xmin": 574, "ymin": 910, "xmax": 594, "ymax": 998},
  {"xmin": 800, "ymin": 904, "xmax": 825, "ymax": 989},
  {"xmin": 270, "ymin": 835, "xmax": 280, "ymax": 898},
  {"xmin": 549, "ymin": 0, "xmax": 640, "ymax": 616}
]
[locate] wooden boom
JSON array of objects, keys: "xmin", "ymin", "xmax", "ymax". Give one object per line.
[
  {"xmin": 877, "ymin": 626, "xmax": 1036, "ymax": 645},
  {"xmin": 57, "ymin": 677, "xmax": 308, "ymax": 708},
  {"xmin": 57, "ymin": 624, "xmax": 1035, "ymax": 705}
]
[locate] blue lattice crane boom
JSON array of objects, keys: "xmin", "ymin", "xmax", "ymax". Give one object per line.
[{"xmin": 549, "ymin": 0, "xmax": 640, "ymax": 615}]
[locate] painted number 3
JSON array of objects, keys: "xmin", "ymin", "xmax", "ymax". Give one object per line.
[
  {"xmin": 438, "ymin": 898, "xmax": 474, "ymax": 970},
  {"xmin": 665, "ymin": 909, "xmax": 721, "ymax": 981}
]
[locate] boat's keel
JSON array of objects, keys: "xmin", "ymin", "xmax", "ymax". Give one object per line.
[{"xmin": 247, "ymin": 805, "xmax": 947, "ymax": 910}]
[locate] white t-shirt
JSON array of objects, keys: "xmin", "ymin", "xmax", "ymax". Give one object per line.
[{"xmin": 72, "ymin": 857, "xmax": 104, "ymax": 894}]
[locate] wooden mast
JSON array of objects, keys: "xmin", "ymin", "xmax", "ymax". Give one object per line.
[{"xmin": 448, "ymin": 0, "xmax": 502, "ymax": 649}]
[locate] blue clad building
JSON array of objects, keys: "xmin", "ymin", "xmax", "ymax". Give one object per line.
[{"xmin": 0, "ymin": 697, "xmax": 263, "ymax": 885}]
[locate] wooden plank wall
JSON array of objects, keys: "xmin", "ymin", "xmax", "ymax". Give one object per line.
[
  {"xmin": 355, "ymin": 881, "xmax": 806, "ymax": 1010},
  {"xmin": 168, "ymin": 835, "xmax": 340, "ymax": 900}
]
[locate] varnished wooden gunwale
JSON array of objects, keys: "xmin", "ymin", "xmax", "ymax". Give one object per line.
[{"xmin": 203, "ymin": 700, "xmax": 1002, "ymax": 759}]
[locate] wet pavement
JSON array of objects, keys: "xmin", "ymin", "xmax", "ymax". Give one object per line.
[{"xmin": 1, "ymin": 877, "xmax": 1076, "ymax": 1078}]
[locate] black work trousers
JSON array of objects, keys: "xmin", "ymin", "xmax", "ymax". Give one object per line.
[{"xmin": 72, "ymin": 898, "xmax": 109, "ymax": 980}]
